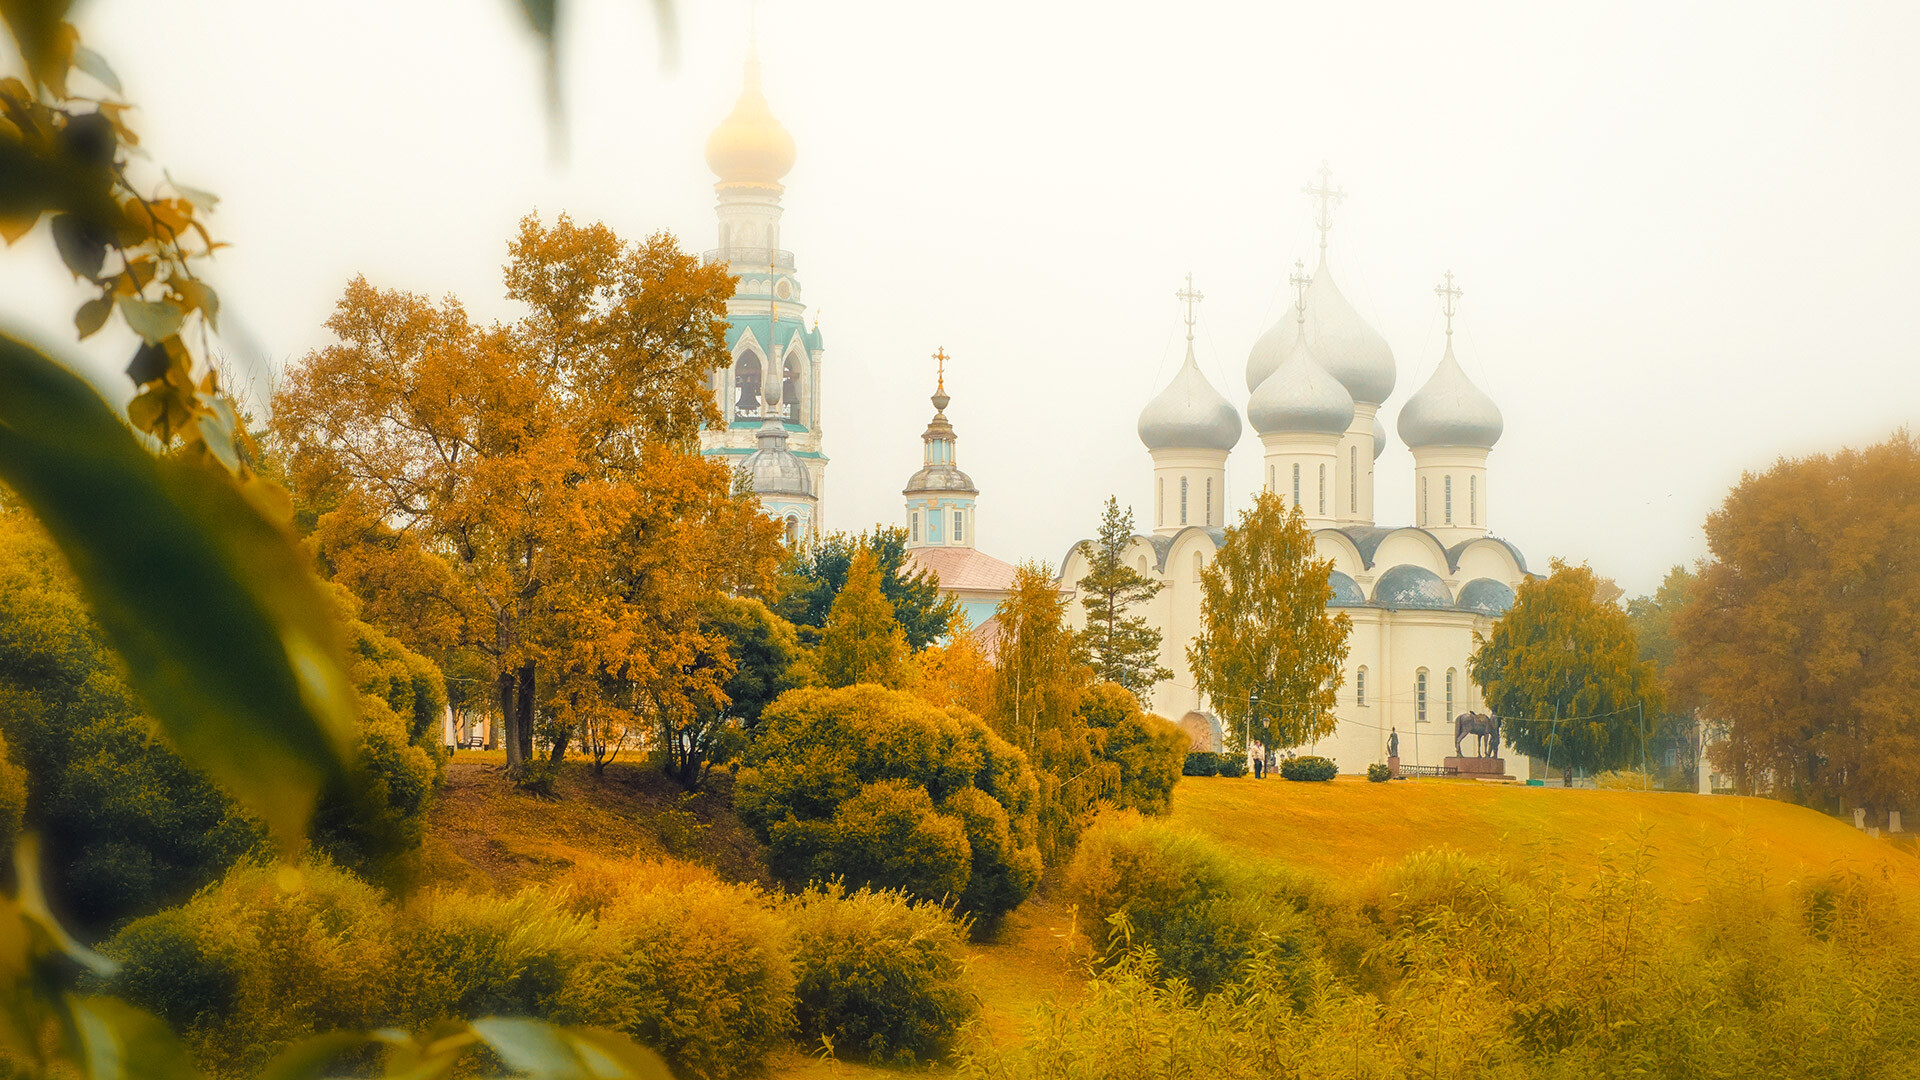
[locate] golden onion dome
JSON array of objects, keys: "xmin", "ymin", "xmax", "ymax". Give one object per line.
[{"xmin": 704, "ymin": 53, "xmax": 795, "ymax": 186}]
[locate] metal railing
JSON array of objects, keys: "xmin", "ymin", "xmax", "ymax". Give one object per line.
[{"xmin": 702, "ymin": 247, "xmax": 795, "ymax": 269}]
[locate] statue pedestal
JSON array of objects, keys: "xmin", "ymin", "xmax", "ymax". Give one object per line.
[
  {"xmin": 1444, "ymin": 756, "xmax": 1510, "ymax": 779},
  {"xmin": 1388, "ymin": 755, "xmax": 1402, "ymax": 779}
]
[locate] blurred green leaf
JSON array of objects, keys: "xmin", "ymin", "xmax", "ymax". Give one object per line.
[
  {"xmin": 259, "ymin": 1030, "xmax": 380, "ymax": 1080},
  {"xmin": 68, "ymin": 996, "xmax": 203, "ymax": 1080},
  {"xmin": 472, "ymin": 1017, "xmax": 590, "ymax": 1079},
  {"xmin": 70, "ymin": 45, "xmax": 120, "ymax": 94},
  {"xmin": 118, "ymin": 297, "xmax": 183, "ymax": 343},
  {"xmin": 75, "ymin": 294, "xmax": 111, "ymax": 338},
  {"xmin": 565, "ymin": 1028, "xmax": 674, "ymax": 1080},
  {"xmin": 12, "ymin": 836, "xmax": 115, "ymax": 978},
  {"xmin": 0, "ymin": 333, "xmax": 358, "ymax": 849}
]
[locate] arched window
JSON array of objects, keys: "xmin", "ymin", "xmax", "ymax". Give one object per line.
[
  {"xmin": 1205, "ymin": 477, "xmax": 1213, "ymax": 525},
  {"xmin": 1349, "ymin": 445, "xmax": 1358, "ymax": 513},
  {"xmin": 781, "ymin": 351, "xmax": 801, "ymax": 421},
  {"xmin": 1445, "ymin": 668, "xmax": 1456, "ymax": 722},
  {"xmin": 1292, "ymin": 463, "xmax": 1301, "ymax": 508},
  {"xmin": 911, "ymin": 510, "xmax": 920, "ymax": 543},
  {"xmin": 1180, "ymin": 477, "xmax": 1189, "ymax": 525},
  {"xmin": 1156, "ymin": 477, "xmax": 1164, "ymax": 525},
  {"xmin": 1444, "ymin": 475, "xmax": 1453, "ymax": 525},
  {"xmin": 1356, "ymin": 666, "xmax": 1368, "ymax": 707},
  {"xmin": 953, "ymin": 509, "xmax": 965, "ymax": 543},
  {"xmin": 733, "ymin": 349, "xmax": 763, "ymax": 417},
  {"xmin": 1192, "ymin": 551, "xmax": 1204, "ymax": 582},
  {"xmin": 1318, "ymin": 463, "xmax": 1327, "ymax": 515},
  {"xmin": 1470, "ymin": 475, "xmax": 1478, "ymax": 526},
  {"xmin": 1267, "ymin": 465, "xmax": 1274, "ymax": 492},
  {"xmin": 784, "ymin": 515, "xmax": 800, "ymax": 545},
  {"xmin": 1419, "ymin": 476, "xmax": 1428, "ymax": 525},
  {"xmin": 1416, "ymin": 668, "xmax": 1429, "ymax": 723},
  {"xmin": 1136, "ymin": 555, "xmax": 1149, "ymax": 574}
]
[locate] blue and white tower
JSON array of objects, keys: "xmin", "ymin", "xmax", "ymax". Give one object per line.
[
  {"xmin": 698, "ymin": 49, "xmax": 829, "ymax": 521},
  {"xmin": 904, "ymin": 348, "xmax": 978, "ymax": 551}
]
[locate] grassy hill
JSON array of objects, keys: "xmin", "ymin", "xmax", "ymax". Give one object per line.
[{"xmin": 421, "ymin": 754, "xmax": 1916, "ymax": 1075}]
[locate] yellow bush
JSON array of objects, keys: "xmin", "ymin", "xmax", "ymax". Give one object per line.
[
  {"xmin": 558, "ymin": 876, "xmax": 794, "ymax": 1080},
  {"xmin": 393, "ymin": 887, "xmax": 593, "ymax": 1027},
  {"xmin": 786, "ymin": 885, "xmax": 974, "ymax": 1065}
]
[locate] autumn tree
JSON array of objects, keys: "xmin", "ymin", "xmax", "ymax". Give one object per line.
[
  {"xmin": 1626, "ymin": 565, "xmax": 1703, "ymax": 783},
  {"xmin": 1188, "ymin": 492, "xmax": 1350, "ymax": 763},
  {"xmin": 1673, "ymin": 433, "xmax": 1920, "ymax": 815},
  {"xmin": 777, "ymin": 527, "xmax": 959, "ymax": 650},
  {"xmin": 910, "ymin": 618, "xmax": 997, "ymax": 718},
  {"xmin": 813, "ymin": 547, "xmax": 910, "ymax": 688},
  {"xmin": 273, "ymin": 215, "xmax": 747, "ymax": 779},
  {"xmin": 1471, "ymin": 559, "xmax": 1664, "ymax": 785},
  {"xmin": 990, "ymin": 561, "xmax": 1102, "ymax": 861},
  {"xmin": 1074, "ymin": 496, "xmax": 1171, "ymax": 700}
]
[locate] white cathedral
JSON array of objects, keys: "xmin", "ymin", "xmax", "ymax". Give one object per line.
[{"xmin": 700, "ymin": 55, "xmax": 1533, "ymax": 776}]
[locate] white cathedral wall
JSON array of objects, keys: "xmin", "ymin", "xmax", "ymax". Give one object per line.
[
  {"xmin": 1148, "ymin": 449, "xmax": 1228, "ymax": 533},
  {"xmin": 1334, "ymin": 405, "xmax": 1379, "ymax": 526},
  {"xmin": 1411, "ymin": 447, "xmax": 1491, "ymax": 547}
]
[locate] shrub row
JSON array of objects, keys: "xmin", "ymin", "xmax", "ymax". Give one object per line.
[
  {"xmin": 1278, "ymin": 755, "xmax": 1338, "ymax": 782},
  {"xmin": 1181, "ymin": 752, "xmax": 1248, "ymax": 778},
  {"xmin": 107, "ymin": 858, "xmax": 975, "ymax": 1078}
]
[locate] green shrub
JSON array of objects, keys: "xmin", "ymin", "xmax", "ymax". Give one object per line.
[
  {"xmin": 1366, "ymin": 763, "xmax": 1391, "ymax": 782},
  {"xmin": 1078, "ymin": 683, "xmax": 1187, "ymax": 815},
  {"xmin": 1181, "ymin": 752, "xmax": 1219, "ymax": 777},
  {"xmin": 787, "ymin": 886, "xmax": 974, "ymax": 1065},
  {"xmin": 559, "ymin": 876, "xmax": 794, "ymax": 1080},
  {"xmin": 737, "ymin": 684, "xmax": 1041, "ymax": 923},
  {"xmin": 394, "ymin": 888, "xmax": 593, "ymax": 1026},
  {"xmin": 107, "ymin": 860, "xmax": 398, "ymax": 1075},
  {"xmin": 104, "ymin": 907, "xmax": 237, "ymax": 1033},
  {"xmin": 1065, "ymin": 811, "xmax": 1314, "ymax": 996},
  {"xmin": 1279, "ymin": 755, "xmax": 1338, "ymax": 782},
  {"xmin": 1213, "ymin": 754, "xmax": 1248, "ymax": 778}
]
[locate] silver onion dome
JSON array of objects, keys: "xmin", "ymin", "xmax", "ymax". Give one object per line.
[
  {"xmin": 1397, "ymin": 340, "xmax": 1503, "ymax": 450},
  {"xmin": 1372, "ymin": 413, "xmax": 1386, "ymax": 460},
  {"xmin": 746, "ymin": 425, "xmax": 813, "ymax": 496},
  {"xmin": 1248, "ymin": 335, "xmax": 1355, "ymax": 437},
  {"xmin": 1246, "ymin": 254, "xmax": 1397, "ymax": 405},
  {"xmin": 1138, "ymin": 343, "xmax": 1242, "ymax": 452}
]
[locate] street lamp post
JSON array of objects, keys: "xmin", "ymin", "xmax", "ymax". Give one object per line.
[{"xmin": 1247, "ymin": 690, "xmax": 1258, "ymax": 776}]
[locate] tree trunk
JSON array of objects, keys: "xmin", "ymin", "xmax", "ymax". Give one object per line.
[
  {"xmin": 499, "ymin": 671, "xmax": 523, "ymax": 776},
  {"xmin": 516, "ymin": 660, "xmax": 536, "ymax": 764}
]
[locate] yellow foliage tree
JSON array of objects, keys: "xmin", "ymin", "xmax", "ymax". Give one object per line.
[{"xmin": 814, "ymin": 548, "xmax": 909, "ymax": 689}]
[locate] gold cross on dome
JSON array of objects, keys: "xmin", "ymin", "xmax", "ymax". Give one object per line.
[
  {"xmin": 932, "ymin": 346, "xmax": 949, "ymax": 392},
  {"xmin": 1289, "ymin": 258, "xmax": 1311, "ymax": 322},
  {"xmin": 1175, "ymin": 272, "xmax": 1204, "ymax": 341},
  {"xmin": 1303, "ymin": 160, "xmax": 1345, "ymax": 252},
  {"xmin": 1435, "ymin": 270, "xmax": 1462, "ymax": 337}
]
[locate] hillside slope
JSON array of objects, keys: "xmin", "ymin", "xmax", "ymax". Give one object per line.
[
  {"xmin": 1171, "ymin": 774, "xmax": 1918, "ymax": 892},
  {"xmin": 420, "ymin": 755, "xmax": 1916, "ymax": 1075}
]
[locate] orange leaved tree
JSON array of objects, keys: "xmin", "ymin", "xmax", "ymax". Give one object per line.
[{"xmin": 273, "ymin": 214, "xmax": 777, "ymax": 779}]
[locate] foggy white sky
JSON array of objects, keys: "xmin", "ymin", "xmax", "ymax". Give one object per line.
[{"xmin": 5, "ymin": 1, "xmax": 1918, "ymax": 596}]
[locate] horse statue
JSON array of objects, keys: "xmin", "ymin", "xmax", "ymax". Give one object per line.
[{"xmin": 1453, "ymin": 712, "xmax": 1500, "ymax": 758}]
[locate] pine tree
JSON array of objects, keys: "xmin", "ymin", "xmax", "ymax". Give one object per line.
[
  {"xmin": 814, "ymin": 547, "xmax": 909, "ymax": 688},
  {"xmin": 1188, "ymin": 491, "xmax": 1350, "ymax": 761},
  {"xmin": 1075, "ymin": 496, "xmax": 1172, "ymax": 701},
  {"xmin": 1471, "ymin": 559, "xmax": 1664, "ymax": 786}
]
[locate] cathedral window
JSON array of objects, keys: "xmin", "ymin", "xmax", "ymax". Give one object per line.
[
  {"xmin": 1267, "ymin": 465, "xmax": 1274, "ymax": 492},
  {"xmin": 911, "ymin": 511, "xmax": 920, "ymax": 543},
  {"xmin": 1193, "ymin": 551, "xmax": 1203, "ymax": 582},
  {"xmin": 1470, "ymin": 476, "xmax": 1478, "ymax": 525},
  {"xmin": 1157, "ymin": 478, "xmax": 1164, "ymax": 526},
  {"xmin": 785, "ymin": 515, "xmax": 800, "ymax": 545},
  {"xmin": 1420, "ymin": 477, "xmax": 1428, "ymax": 525},
  {"xmin": 1444, "ymin": 476, "xmax": 1454, "ymax": 524},
  {"xmin": 1356, "ymin": 666, "xmax": 1367, "ymax": 706},
  {"xmin": 1180, "ymin": 477, "xmax": 1188, "ymax": 525},
  {"xmin": 1205, "ymin": 478, "xmax": 1213, "ymax": 525},
  {"xmin": 781, "ymin": 353, "xmax": 801, "ymax": 421},
  {"xmin": 953, "ymin": 509, "xmax": 965, "ymax": 542},
  {"xmin": 1445, "ymin": 668, "xmax": 1456, "ymax": 722},
  {"xmin": 1292, "ymin": 464, "xmax": 1301, "ymax": 508},
  {"xmin": 1349, "ymin": 446, "xmax": 1358, "ymax": 513},
  {"xmin": 1416, "ymin": 669, "xmax": 1429, "ymax": 722},
  {"xmin": 1318, "ymin": 464, "xmax": 1327, "ymax": 515}
]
